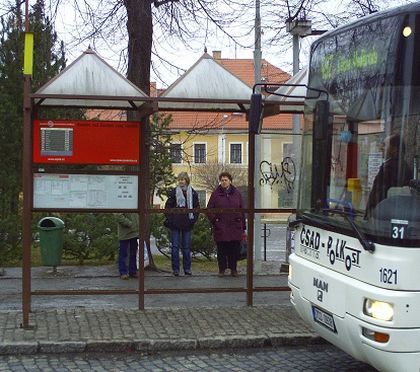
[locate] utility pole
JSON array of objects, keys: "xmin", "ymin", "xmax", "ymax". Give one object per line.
[
  {"xmin": 22, "ymin": 0, "xmax": 33, "ymax": 328},
  {"xmin": 253, "ymin": 0, "xmax": 262, "ymax": 273}
]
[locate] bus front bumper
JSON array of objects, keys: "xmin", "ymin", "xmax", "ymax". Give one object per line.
[{"xmin": 288, "ymin": 255, "xmax": 420, "ymax": 372}]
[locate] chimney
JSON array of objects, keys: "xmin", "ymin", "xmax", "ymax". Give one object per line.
[
  {"xmin": 212, "ymin": 50, "xmax": 222, "ymax": 61},
  {"xmin": 150, "ymin": 82, "xmax": 157, "ymax": 97}
]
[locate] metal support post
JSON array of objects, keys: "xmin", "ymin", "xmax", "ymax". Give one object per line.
[
  {"xmin": 253, "ymin": 0, "xmax": 262, "ymax": 273},
  {"xmin": 21, "ymin": 0, "xmax": 32, "ymax": 329},
  {"xmin": 138, "ymin": 115, "xmax": 150, "ymax": 310},
  {"xmin": 247, "ymin": 132, "xmax": 255, "ymax": 306}
]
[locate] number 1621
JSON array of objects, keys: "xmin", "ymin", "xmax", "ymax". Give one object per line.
[{"xmin": 379, "ymin": 268, "xmax": 398, "ymax": 285}]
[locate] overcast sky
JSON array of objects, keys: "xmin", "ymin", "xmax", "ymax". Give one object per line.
[{"xmin": 50, "ymin": 0, "xmax": 413, "ymax": 88}]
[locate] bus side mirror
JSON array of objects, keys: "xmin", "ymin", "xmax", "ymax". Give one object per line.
[
  {"xmin": 249, "ymin": 93, "xmax": 263, "ymax": 134},
  {"xmin": 312, "ymin": 100, "xmax": 331, "ymax": 210}
]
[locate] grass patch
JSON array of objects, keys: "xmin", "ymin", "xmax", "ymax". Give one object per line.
[
  {"xmin": 29, "ymin": 245, "xmax": 115, "ymax": 267},
  {"xmin": 151, "ymin": 255, "xmax": 248, "ymax": 273},
  {"xmin": 22, "ymin": 246, "xmax": 247, "ymax": 273},
  {"xmin": 151, "ymin": 255, "xmax": 247, "ymax": 273},
  {"xmin": 152, "ymin": 255, "xmax": 220, "ymax": 272}
]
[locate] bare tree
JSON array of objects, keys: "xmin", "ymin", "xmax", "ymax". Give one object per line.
[
  {"xmin": 260, "ymin": 0, "xmax": 410, "ymax": 72},
  {"xmin": 44, "ymin": 0, "xmax": 411, "ymax": 87},
  {"xmin": 193, "ymin": 160, "xmax": 248, "ymax": 193},
  {"xmin": 47, "ymin": 0, "xmax": 254, "ymax": 91}
]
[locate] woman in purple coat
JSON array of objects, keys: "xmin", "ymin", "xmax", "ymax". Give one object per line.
[{"xmin": 207, "ymin": 172, "xmax": 246, "ymax": 277}]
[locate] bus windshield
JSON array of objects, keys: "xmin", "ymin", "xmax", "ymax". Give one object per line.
[{"xmin": 299, "ymin": 11, "xmax": 420, "ymax": 247}]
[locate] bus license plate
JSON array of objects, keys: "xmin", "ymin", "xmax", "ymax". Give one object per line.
[{"xmin": 312, "ymin": 306, "xmax": 337, "ymax": 333}]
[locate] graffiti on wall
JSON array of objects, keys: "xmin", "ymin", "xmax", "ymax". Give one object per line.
[{"xmin": 259, "ymin": 157, "xmax": 296, "ymax": 192}]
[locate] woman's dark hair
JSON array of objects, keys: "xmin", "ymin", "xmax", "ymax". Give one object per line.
[{"xmin": 219, "ymin": 172, "xmax": 232, "ymax": 181}]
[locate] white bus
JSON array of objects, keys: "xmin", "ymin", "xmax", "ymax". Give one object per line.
[{"xmin": 287, "ymin": 3, "xmax": 420, "ymax": 371}]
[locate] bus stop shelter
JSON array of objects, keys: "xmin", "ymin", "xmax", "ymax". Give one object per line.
[{"xmin": 21, "ymin": 48, "xmax": 304, "ymax": 328}]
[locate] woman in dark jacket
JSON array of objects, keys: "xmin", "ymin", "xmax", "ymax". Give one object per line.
[
  {"xmin": 207, "ymin": 172, "xmax": 246, "ymax": 277},
  {"xmin": 165, "ymin": 172, "xmax": 199, "ymax": 276}
]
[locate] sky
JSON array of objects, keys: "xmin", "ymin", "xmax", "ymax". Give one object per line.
[{"xmin": 49, "ymin": 0, "xmax": 414, "ymax": 89}]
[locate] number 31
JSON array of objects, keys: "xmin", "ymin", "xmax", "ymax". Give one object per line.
[{"xmin": 392, "ymin": 226, "xmax": 405, "ymax": 239}]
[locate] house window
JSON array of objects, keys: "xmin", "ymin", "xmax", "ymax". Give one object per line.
[
  {"xmin": 230, "ymin": 143, "xmax": 242, "ymax": 164},
  {"xmin": 194, "ymin": 143, "xmax": 206, "ymax": 164},
  {"xmin": 283, "ymin": 143, "xmax": 293, "ymax": 158},
  {"xmin": 170, "ymin": 143, "xmax": 182, "ymax": 163}
]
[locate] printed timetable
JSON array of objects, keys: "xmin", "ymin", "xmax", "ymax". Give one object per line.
[{"xmin": 33, "ymin": 173, "xmax": 138, "ymax": 209}]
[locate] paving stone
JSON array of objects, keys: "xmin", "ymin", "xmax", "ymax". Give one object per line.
[
  {"xmin": 38, "ymin": 341, "xmax": 86, "ymax": 354},
  {"xmin": 0, "ymin": 305, "xmax": 321, "ymax": 355},
  {"xmin": 0, "ymin": 341, "xmax": 38, "ymax": 355}
]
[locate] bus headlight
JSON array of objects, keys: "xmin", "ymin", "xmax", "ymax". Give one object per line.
[{"xmin": 363, "ymin": 298, "xmax": 394, "ymax": 321}]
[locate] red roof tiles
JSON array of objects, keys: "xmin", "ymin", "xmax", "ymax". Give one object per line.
[{"xmin": 87, "ymin": 55, "xmax": 293, "ymax": 131}]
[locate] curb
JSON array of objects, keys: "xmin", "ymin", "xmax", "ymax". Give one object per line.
[{"xmin": 0, "ymin": 334, "xmax": 325, "ymax": 356}]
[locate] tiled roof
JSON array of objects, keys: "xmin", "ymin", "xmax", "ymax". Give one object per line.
[
  {"xmin": 87, "ymin": 109, "xmax": 127, "ymax": 121},
  {"xmin": 163, "ymin": 56, "xmax": 293, "ymax": 131},
  {"xmin": 218, "ymin": 58, "xmax": 291, "ymax": 87},
  {"xmin": 162, "ymin": 111, "xmax": 292, "ymax": 131},
  {"xmin": 86, "ymin": 54, "xmax": 294, "ymax": 131}
]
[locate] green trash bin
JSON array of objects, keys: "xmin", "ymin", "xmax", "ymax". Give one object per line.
[{"xmin": 38, "ymin": 217, "xmax": 65, "ymax": 267}]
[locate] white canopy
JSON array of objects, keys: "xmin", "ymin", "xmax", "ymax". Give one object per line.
[
  {"xmin": 265, "ymin": 67, "xmax": 308, "ymax": 114},
  {"xmin": 34, "ymin": 49, "xmax": 148, "ymax": 108},
  {"xmin": 159, "ymin": 53, "xmax": 252, "ymax": 112}
]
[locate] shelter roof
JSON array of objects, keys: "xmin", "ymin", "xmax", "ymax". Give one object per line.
[
  {"xmin": 33, "ymin": 49, "xmax": 148, "ymax": 108},
  {"xmin": 265, "ymin": 67, "xmax": 308, "ymax": 114},
  {"xmin": 160, "ymin": 53, "xmax": 294, "ymax": 131},
  {"xmin": 159, "ymin": 53, "xmax": 253, "ymax": 112}
]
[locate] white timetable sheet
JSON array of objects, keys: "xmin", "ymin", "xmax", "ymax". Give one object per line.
[{"xmin": 33, "ymin": 173, "xmax": 138, "ymax": 209}]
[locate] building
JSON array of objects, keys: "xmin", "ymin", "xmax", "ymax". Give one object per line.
[
  {"xmin": 88, "ymin": 51, "xmax": 298, "ymax": 209},
  {"xmin": 159, "ymin": 51, "xmax": 296, "ymax": 209}
]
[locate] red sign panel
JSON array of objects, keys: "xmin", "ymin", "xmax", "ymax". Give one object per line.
[{"xmin": 33, "ymin": 120, "xmax": 140, "ymax": 165}]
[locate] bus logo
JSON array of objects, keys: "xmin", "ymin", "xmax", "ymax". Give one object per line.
[
  {"xmin": 327, "ymin": 236, "xmax": 361, "ymax": 271},
  {"xmin": 313, "ymin": 277, "xmax": 329, "ymax": 302}
]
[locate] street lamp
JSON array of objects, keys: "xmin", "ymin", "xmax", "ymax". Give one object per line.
[
  {"xmin": 285, "ymin": 18, "xmax": 327, "ymax": 210},
  {"xmin": 285, "ymin": 19, "xmax": 312, "ymax": 75}
]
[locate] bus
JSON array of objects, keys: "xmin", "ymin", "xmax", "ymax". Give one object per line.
[{"xmin": 287, "ymin": 3, "xmax": 420, "ymax": 372}]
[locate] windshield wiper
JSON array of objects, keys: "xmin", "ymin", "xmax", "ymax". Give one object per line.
[{"xmin": 322, "ymin": 208, "xmax": 375, "ymax": 253}]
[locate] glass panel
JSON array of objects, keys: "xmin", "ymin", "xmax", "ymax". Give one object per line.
[
  {"xmin": 298, "ymin": 112, "xmax": 313, "ymax": 211},
  {"xmin": 299, "ymin": 12, "xmax": 420, "ymax": 246},
  {"xmin": 300, "ymin": 90, "xmax": 419, "ymax": 246},
  {"xmin": 258, "ymin": 133, "xmax": 299, "ymax": 209},
  {"xmin": 196, "ymin": 190, "xmax": 206, "ymax": 207}
]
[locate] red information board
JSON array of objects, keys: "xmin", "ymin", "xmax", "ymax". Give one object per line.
[{"xmin": 33, "ymin": 120, "xmax": 140, "ymax": 165}]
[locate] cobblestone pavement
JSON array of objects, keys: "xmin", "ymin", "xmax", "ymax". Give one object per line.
[
  {"xmin": 0, "ymin": 305, "xmax": 321, "ymax": 355},
  {"xmin": 0, "ymin": 261, "xmax": 376, "ymax": 370},
  {"xmin": 0, "ymin": 264, "xmax": 290, "ymax": 310},
  {"xmin": 0, "ymin": 345, "xmax": 376, "ymax": 371}
]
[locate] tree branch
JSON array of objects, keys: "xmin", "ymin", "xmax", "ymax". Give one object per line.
[{"xmin": 153, "ymin": 0, "xmax": 179, "ymax": 7}]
